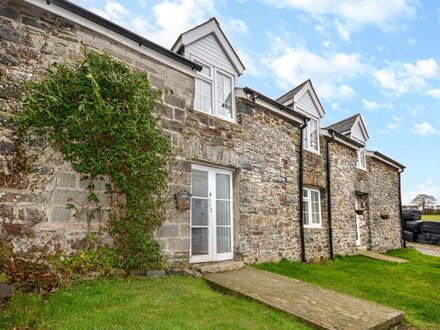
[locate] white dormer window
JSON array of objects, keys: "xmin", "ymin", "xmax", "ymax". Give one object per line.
[
  {"xmin": 304, "ymin": 118, "xmax": 320, "ymax": 153},
  {"xmin": 193, "ymin": 58, "xmax": 235, "ymax": 121},
  {"xmin": 357, "ymin": 147, "xmax": 366, "ymax": 170}
]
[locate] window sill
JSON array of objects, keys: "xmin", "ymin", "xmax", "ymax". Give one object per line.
[
  {"xmin": 192, "ymin": 107, "xmax": 237, "ymax": 125},
  {"xmin": 304, "ymin": 148, "xmax": 321, "ymax": 156},
  {"xmin": 356, "ymin": 166, "xmax": 367, "ymax": 171},
  {"xmin": 304, "ymin": 225, "xmax": 323, "ymax": 229}
]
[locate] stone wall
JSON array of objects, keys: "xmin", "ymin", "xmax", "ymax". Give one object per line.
[
  {"xmin": 367, "ymin": 158, "xmax": 402, "ymax": 252},
  {"xmin": 0, "ymin": 0, "xmax": 194, "ymax": 256},
  {"xmin": 0, "ymin": 0, "xmax": 403, "ymax": 266}
]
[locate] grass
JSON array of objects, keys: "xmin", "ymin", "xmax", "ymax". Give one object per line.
[
  {"xmin": 0, "ymin": 275, "xmax": 310, "ymax": 330},
  {"xmin": 255, "ymin": 249, "xmax": 440, "ymax": 329},
  {"xmin": 422, "ymin": 214, "xmax": 440, "ymax": 222}
]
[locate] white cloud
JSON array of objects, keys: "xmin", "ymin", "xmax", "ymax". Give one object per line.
[
  {"xmin": 408, "ymin": 38, "xmax": 417, "ymax": 45},
  {"xmin": 387, "ymin": 115, "xmax": 401, "ymax": 131},
  {"xmin": 262, "ymin": 35, "xmax": 367, "ymax": 99},
  {"xmin": 411, "ymin": 122, "xmax": 438, "ymax": 136},
  {"xmin": 406, "ymin": 178, "xmax": 440, "ymax": 204},
  {"xmin": 92, "ymin": 0, "xmax": 217, "ymax": 48},
  {"xmin": 426, "ymin": 88, "xmax": 440, "ymax": 100},
  {"xmin": 224, "ymin": 19, "xmax": 248, "ymax": 35},
  {"xmin": 374, "ymin": 58, "xmax": 439, "ymax": 95},
  {"xmin": 361, "ymin": 98, "xmax": 394, "ymax": 111},
  {"xmin": 263, "ymin": 0, "xmax": 417, "ymax": 41},
  {"xmin": 91, "ymin": 1, "xmax": 129, "ymax": 23}
]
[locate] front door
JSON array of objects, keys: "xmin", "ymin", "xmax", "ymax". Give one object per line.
[
  {"xmin": 355, "ymin": 198, "xmax": 361, "ymax": 246},
  {"xmin": 190, "ymin": 164, "xmax": 233, "ymax": 263}
]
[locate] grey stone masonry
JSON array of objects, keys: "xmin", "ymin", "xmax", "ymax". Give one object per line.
[{"xmin": 0, "ymin": 0, "xmax": 404, "ymax": 266}]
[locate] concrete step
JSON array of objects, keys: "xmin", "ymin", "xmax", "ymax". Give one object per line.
[
  {"xmin": 204, "ymin": 268, "xmax": 404, "ymax": 330},
  {"xmin": 358, "ymin": 250, "xmax": 409, "ymax": 263},
  {"xmin": 192, "ymin": 260, "xmax": 244, "ymax": 274}
]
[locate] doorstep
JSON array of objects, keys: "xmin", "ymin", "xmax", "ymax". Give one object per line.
[{"xmin": 192, "ymin": 260, "xmax": 245, "ymax": 274}]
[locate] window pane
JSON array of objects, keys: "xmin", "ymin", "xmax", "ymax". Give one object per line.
[
  {"xmin": 216, "ymin": 227, "xmax": 231, "ymax": 253},
  {"xmin": 303, "ymin": 201, "xmax": 309, "ymax": 225},
  {"xmin": 201, "ymin": 97, "xmax": 211, "ymax": 113},
  {"xmin": 310, "ymin": 119, "xmax": 318, "ymax": 151},
  {"xmin": 194, "ymin": 93, "xmax": 201, "ymax": 111},
  {"xmin": 192, "ymin": 170, "xmax": 208, "ymax": 197},
  {"xmin": 216, "ymin": 200, "xmax": 230, "ymax": 226},
  {"xmin": 192, "ymin": 228, "xmax": 208, "ymax": 255},
  {"xmin": 216, "ymin": 174, "xmax": 230, "ymax": 199},
  {"xmin": 216, "ymin": 73, "xmax": 233, "ymax": 119},
  {"xmin": 303, "ymin": 190, "xmax": 308, "ymax": 198},
  {"xmin": 200, "ymin": 64, "xmax": 211, "ymax": 77},
  {"xmin": 191, "ymin": 198, "xmax": 208, "ymax": 226},
  {"xmin": 202, "ymin": 80, "xmax": 212, "ymax": 97},
  {"xmin": 195, "ymin": 79, "xmax": 201, "ymax": 93}
]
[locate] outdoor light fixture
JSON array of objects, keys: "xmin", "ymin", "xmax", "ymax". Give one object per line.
[{"xmin": 175, "ymin": 189, "xmax": 192, "ymax": 210}]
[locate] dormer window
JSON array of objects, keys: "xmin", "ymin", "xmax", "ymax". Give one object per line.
[
  {"xmin": 357, "ymin": 147, "xmax": 366, "ymax": 170},
  {"xmin": 193, "ymin": 58, "xmax": 235, "ymax": 121},
  {"xmin": 171, "ymin": 18, "xmax": 245, "ymax": 123},
  {"xmin": 304, "ymin": 117, "xmax": 320, "ymax": 153}
]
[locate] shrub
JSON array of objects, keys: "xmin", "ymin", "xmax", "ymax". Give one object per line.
[{"xmin": 17, "ymin": 52, "xmax": 172, "ymax": 270}]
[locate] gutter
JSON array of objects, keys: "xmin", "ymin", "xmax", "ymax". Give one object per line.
[
  {"xmin": 43, "ymin": 0, "xmax": 202, "ymax": 71},
  {"xmin": 242, "ymin": 87, "xmax": 307, "ymax": 124},
  {"xmin": 326, "ymin": 130, "xmax": 335, "ymax": 259},
  {"xmin": 398, "ymin": 169, "xmax": 406, "ymax": 248},
  {"xmin": 299, "ymin": 118, "xmax": 309, "ymax": 263}
]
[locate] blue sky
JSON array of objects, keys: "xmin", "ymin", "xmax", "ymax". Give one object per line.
[{"xmin": 71, "ymin": 0, "xmax": 440, "ymax": 204}]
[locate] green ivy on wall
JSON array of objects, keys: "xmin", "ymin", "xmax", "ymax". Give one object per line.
[{"xmin": 18, "ymin": 52, "xmax": 172, "ymax": 270}]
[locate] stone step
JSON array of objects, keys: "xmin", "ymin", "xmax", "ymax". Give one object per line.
[
  {"xmin": 358, "ymin": 250, "xmax": 409, "ymax": 263},
  {"xmin": 192, "ymin": 260, "xmax": 245, "ymax": 274},
  {"xmin": 204, "ymin": 268, "xmax": 404, "ymax": 330}
]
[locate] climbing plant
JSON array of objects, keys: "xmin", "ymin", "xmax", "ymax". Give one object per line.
[{"xmin": 18, "ymin": 52, "xmax": 172, "ymax": 270}]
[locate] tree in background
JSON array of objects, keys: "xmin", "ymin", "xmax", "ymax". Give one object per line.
[{"xmin": 411, "ymin": 194, "xmax": 437, "ymax": 212}]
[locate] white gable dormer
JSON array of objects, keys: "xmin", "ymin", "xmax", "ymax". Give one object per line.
[
  {"xmin": 172, "ymin": 18, "xmax": 245, "ymax": 122},
  {"xmin": 277, "ymin": 80, "xmax": 325, "ymax": 154},
  {"xmin": 350, "ymin": 115, "xmax": 369, "ymax": 145}
]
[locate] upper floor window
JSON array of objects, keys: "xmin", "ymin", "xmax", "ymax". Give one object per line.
[
  {"xmin": 303, "ymin": 118, "xmax": 319, "ymax": 153},
  {"xmin": 357, "ymin": 147, "xmax": 366, "ymax": 170},
  {"xmin": 193, "ymin": 58, "xmax": 235, "ymax": 121},
  {"xmin": 303, "ymin": 188, "xmax": 322, "ymax": 227}
]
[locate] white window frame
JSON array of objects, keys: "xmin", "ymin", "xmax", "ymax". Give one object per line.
[
  {"xmin": 303, "ymin": 117, "xmax": 320, "ymax": 154},
  {"xmin": 303, "ymin": 188, "xmax": 322, "ymax": 228},
  {"xmin": 191, "ymin": 56, "xmax": 236, "ymax": 123},
  {"xmin": 356, "ymin": 147, "xmax": 367, "ymax": 170}
]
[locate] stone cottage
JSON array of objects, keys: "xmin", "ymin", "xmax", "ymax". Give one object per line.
[{"xmin": 0, "ymin": 0, "xmax": 405, "ymax": 265}]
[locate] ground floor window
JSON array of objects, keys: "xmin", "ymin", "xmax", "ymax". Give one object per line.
[{"xmin": 303, "ymin": 188, "xmax": 322, "ymax": 227}]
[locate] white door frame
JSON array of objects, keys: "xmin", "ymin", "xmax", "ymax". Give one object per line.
[
  {"xmin": 355, "ymin": 199, "xmax": 361, "ymax": 246},
  {"xmin": 190, "ymin": 164, "xmax": 233, "ymax": 263}
]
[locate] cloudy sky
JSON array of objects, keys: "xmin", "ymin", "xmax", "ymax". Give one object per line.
[{"xmin": 71, "ymin": 0, "xmax": 440, "ymax": 204}]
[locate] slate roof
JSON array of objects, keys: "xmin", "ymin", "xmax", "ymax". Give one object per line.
[
  {"xmin": 276, "ymin": 80, "xmax": 309, "ymax": 105},
  {"xmin": 325, "ymin": 113, "xmax": 360, "ymax": 135}
]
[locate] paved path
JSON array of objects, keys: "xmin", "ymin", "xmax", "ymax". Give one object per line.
[
  {"xmin": 408, "ymin": 242, "xmax": 440, "ymax": 257},
  {"xmin": 358, "ymin": 250, "xmax": 409, "ymax": 263},
  {"xmin": 204, "ymin": 268, "xmax": 403, "ymax": 330}
]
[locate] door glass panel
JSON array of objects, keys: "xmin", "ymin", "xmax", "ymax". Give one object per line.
[
  {"xmin": 192, "ymin": 199, "xmax": 208, "ymax": 226},
  {"xmin": 216, "ymin": 227, "xmax": 231, "ymax": 253},
  {"xmin": 216, "ymin": 200, "xmax": 230, "ymax": 226},
  {"xmin": 192, "ymin": 228, "xmax": 208, "ymax": 255},
  {"xmin": 192, "ymin": 170, "xmax": 208, "ymax": 197},
  {"xmin": 216, "ymin": 174, "xmax": 230, "ymax": 199}
]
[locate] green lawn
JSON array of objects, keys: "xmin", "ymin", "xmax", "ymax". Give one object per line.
[
  {"xmin": 255, "ymin": 249, "xmax": 440, "ymax": 329},
  {"xmin": 1, "ymin": 275, "xmax": 309, "ymax": 330},
  {"xmin": 422, "ymin": 214, "xmax": 440, "ymax": 222}
]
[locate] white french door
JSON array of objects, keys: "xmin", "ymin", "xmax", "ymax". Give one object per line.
[{"xmin": 190, "ymin": 164, "xmax": 233, "ymax": 263}]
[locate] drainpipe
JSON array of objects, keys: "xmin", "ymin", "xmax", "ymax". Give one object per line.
[
  {"xmin": 299, "ymin": 118, "xmax": 309, "ymax": 263},
  {"xmin": 398, "ymin": 169, "xmax": 406, "ymax": 248},
  {"xmin": 326, "ymin": 130, "xmax": 335, "ymax": 259}
]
